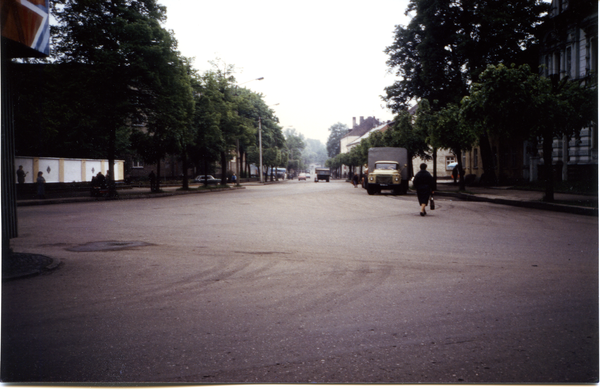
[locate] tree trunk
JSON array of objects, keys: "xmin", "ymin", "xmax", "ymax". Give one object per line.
[
  {"xmin": 432, "ymin": 148, "xmax": 437, "ymax": 191},
  {"xmin": 181, "ymin": 148, "xmax": 189, "ymax": 190},
  {"xmin": 108, "ymin": 128, "xmax": 117, "ymax": 197},
  {"xmin": 220, "ymin": 151, "xmax": 227, "ymax": 185},
  {"xmin": 203, "ymin": 154, "xmax": 208, "ymax": 187},
  {"xmin": 542, "ymin": 134, "xmax": 554, "ymax": 201},
  {"xmin": 479, "ymin": 132, "xmax": 497, "ymax": 185},
  {"xmin": 156, "ymin": 159, "xmax": 161, "ymax": 192}
]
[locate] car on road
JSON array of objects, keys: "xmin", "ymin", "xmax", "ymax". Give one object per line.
[
  {"xmin": 194, "ymin": 175, "xmax": 220, "ymax": 184},
  {"xmin": 298, "ymin": 173, "xmax": 306, "ymax": 181},
  {"xmin": 306, "ymin": 173, "xmax": 311, "ymax": 179}
]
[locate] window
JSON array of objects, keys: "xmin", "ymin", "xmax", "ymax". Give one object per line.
[
  {"xmin": 132, "ymin": 160, "xmax": 143, "ymax": 169},
  {"xmin": 474, "ymin": 149, "xmax": 479, "ymax": 169},
  {"xmin": 445, "ymin": 156, "xmax": 455, "ymax": 170},
  {"xmin": 374, "ymin": 163, "xmax": 398, "ymax": 170}
]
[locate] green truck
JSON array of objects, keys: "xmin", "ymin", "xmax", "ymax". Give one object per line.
[{"xmin": 314, "ymin": 167, "xmax": 331, "ymax": 182}]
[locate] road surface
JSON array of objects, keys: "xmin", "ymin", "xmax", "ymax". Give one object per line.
[{"xmin": 2, "ymin": 180, "xmax": 598, "ymax": 383}]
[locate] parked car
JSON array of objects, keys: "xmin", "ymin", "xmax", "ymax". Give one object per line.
[
  {"xmin": 298, "ymin": 173, "xmax": 306, "ymax": 181},
  {"xmin": 194, "ymin": 175, "xmax": 220, "ymax": 184},
  {"xmin": 306, "ymin": 174, "xmax": 311, "ymax": 179}
]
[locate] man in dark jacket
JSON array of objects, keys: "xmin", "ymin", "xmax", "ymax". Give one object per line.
[{"xmin": 413, "ymin": 163, "xmax": 434, "ymax": 216}]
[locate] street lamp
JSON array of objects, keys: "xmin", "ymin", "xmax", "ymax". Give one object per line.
[{"xmin": 259, "ymin": 103, "xmax": 279, "ymax": 184}]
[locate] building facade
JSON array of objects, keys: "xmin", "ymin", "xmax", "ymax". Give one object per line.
[{"xmin": 539, "ymin": 0, "xmax": 598, "ymax": 183}]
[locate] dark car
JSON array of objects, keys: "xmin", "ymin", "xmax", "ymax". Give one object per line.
[{"xmin": 194, "ymin": 175, "xmax": 220, "ymax": 185}]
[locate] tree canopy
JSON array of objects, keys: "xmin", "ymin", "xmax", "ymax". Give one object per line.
[{"xmin": 384, "ymin": 0, "xmax": 548, "ymax": 112}]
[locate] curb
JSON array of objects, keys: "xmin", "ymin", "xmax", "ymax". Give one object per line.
[
  {"xmin": 16, "ymin": 185, "xmax": 246, "ymax": 207},
  {"xmin": 436, "ymin": 191, "xmax": 598, "ymax": 217},
  {"xmin": 3, "ymin": 253, "xmax": 63, "ymax": 281}
]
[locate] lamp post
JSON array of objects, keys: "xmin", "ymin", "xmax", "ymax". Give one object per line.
[{"xmin": 259, "ymin": 117, "xmax": 263, "ymax": 183}]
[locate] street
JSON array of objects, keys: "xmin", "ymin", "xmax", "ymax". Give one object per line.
[{"xmin": 2, "ymin": 180, "xmax": 598, "ymax": 383}]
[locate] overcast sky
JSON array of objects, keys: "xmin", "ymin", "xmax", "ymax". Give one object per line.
[{"xmin": 158, "ymin": 0, "xmax": 412, "ymax": 145}]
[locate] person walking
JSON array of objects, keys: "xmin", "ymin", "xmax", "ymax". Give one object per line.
[
  {"xmin": 413, "ymin": 163, "xmax": 434, "ymax": 216},
  {"xmin": 36, "ymin": 171, "xmax": 46, "ymax": 199}
]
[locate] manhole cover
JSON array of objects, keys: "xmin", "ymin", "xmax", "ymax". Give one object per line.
[{"xmin": 67, "ymin": 241, "xmax": 153, "ymax": 252}]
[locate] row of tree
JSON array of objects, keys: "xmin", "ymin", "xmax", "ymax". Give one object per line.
[
  {"xmin": 325, "ymin": 0, "xmax": 596, "ymax": 201},
  {"xmin": 14, "ymin": 0, "xmax": 315, "ymax": 190}
]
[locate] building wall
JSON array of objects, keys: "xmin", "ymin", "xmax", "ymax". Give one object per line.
[
  {"xmin": 412, "ymin": 148, "xmax": 456, "ymax": 178},
  {"xmin": 540, "ymin": 0, "xmax": 598, "ymax": 181},
  {"xmin": 15, "ymin": 156, "xmax": 124, "ymax": 183}
]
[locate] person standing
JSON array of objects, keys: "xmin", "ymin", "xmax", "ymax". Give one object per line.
[
  {"xmin": 16, "ymin": 165, "xmax": 26, "ymax": 184},
  {"xmin": 149, "ymin": 171, "xmax": 156, "ymax": 192},
  {"xmin": 16, "ymin": 165, "xmax": 27, "ymax": 196},
  {"xmin": 36, "ymin": 171, "xmax": 46, "ymax": 199},
  {"xmin": 413, "ymin": 163, "xmax": 434, "ymax": 216}
]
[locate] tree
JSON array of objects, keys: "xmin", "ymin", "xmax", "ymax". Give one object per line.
[
  {"xmin": 303, "ymin": 139, "xmax": 328, "ymax": 168},
  {"xmin": 188, "ymin": 70, "xmax": 224, "ymax": 186},
  {"xmin": 326, "ymin": 122, "xmax": 348, "ymax": 157},
  {"xmin": 284, "ymin": 128, "xmax": 305, "ymax": 177},
  {"xmin": 429, "ymin": 102, "xmax": 477, "ymax": 190},
  {"xmin": 384, "ymin": 0, "xmax": 548, "ymax": 182},
  {"xmin": 384, "ymin": 106, "xmax": 431, "ymax": 178},
  {"xmin": 131, "ymin": 49, "xmax": 195, "ymax": 192},
  {"xmin": 462, "ymin": 63, "xmax": 597, "ymax": 200},
  {"xmin": 52, "ymin": 0, "xmax": 171, "ymax": 193}
]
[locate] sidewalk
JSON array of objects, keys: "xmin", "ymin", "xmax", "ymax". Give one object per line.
[{"xmin": 434, "ymin": 181, "xmax": 597, "ymax": 217}]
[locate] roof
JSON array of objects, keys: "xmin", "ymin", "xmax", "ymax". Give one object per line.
[{"xmin": 347, "ymin": 121, "xmax": 395, "ymax": 148}]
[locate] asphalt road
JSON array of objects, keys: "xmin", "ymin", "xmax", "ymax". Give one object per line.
[{"xmin": 2, "ymin": 180, "xmax": 598, "ymax": 383}]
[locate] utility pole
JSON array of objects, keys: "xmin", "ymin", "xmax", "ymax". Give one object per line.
[{"xmin": 259, "ymin": 117, "xmax": 263, "ymax": 183}]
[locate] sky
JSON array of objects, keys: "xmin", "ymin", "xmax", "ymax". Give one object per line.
[{"xmin": 158, "ymin": 0, "xmax": 412, "ymax": 145}]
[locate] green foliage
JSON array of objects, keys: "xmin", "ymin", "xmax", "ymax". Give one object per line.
[
  {"xmin": 284, "ymin": 128, "xmax": 306, "ymax": 173},
  {"xmin": 384, "ymin": 0, "xmax": 548, "ymax": 112},
  {"xmin": 461, "ymin": 63, "xmax": 597, "ymax": 200},
  {"xmin": 52, "ymin": 0, "xmax": 171, "ymax": 163},
  {"xmin": 386, "ymin": 105, "xmax": 432, "ymax": 161},
  {"xmin": 303, "ymin": 139, "xmax": 328, "ymax": 167},
  {"xmin": 326, "ymin": 122, "xmax": 349, "ymax": 157}
]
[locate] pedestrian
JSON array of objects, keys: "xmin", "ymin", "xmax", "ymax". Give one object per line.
[
  {"xmin": 16, "ymin": 165, "xmax": 27, "ymax": 184},
  {"xmin": 231, "ymin": 173, "xmax": 237, "ymax": 183},
  {"xmin": 452, "ymin": 165, "xmax": 459, "ymax": 184},
  {"xmin": 149, "ymin": 171, "xmax": 156, "ymax": 192},
  {"xmin": 96, "ymin": 171, "xmax": 106, "ymax": 188},
  {"xmin": 413, "ymin": 163, "xmax": 434, "ymax": 216},
  {"xmin": 16, "ymin": 165, "xmax": 27, "ymax": 196},
  {"xmin": 352, "ymin": 173, "xmax": 359, "ymax": 188},
  {"xmin": 36, "ymin": 171, "xmax": 46, "ymax": 199}
]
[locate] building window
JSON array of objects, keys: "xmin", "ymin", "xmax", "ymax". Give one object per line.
[
  {"xmin": 445, "ymin": 156, "xmax": 456, "ymax": 169},
  {"xmin": 132, "ymin": 160, "xmax": 143, "ymax": 169},
  {"xmin": 474, "ymin": 149, "xmax": 479, "ymax": 169}
]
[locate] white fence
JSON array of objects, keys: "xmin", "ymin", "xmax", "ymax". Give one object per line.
[{"xmin": 15, "ymin": 156, "xmax": 124, "ymax": 184}]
